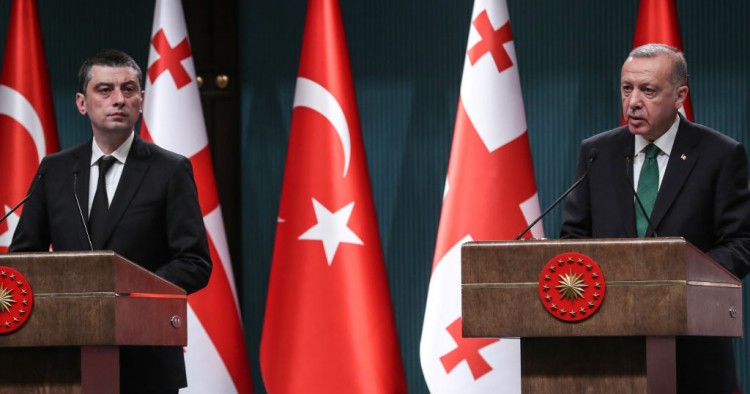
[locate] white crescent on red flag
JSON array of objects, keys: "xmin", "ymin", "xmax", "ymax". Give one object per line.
[
  {"xmin": 141, "ymin": 1, "xmax": 253, "ymax": 392},
  {"xmin": 420, "ymin": 0, "xmax": 542, "ymax": 392},
  {"xmin": 0, "ymin": 0, "xmax": 59, "ymax": 252},
  {"xmin": 259, "ymin": 0, "xmax": 407, "ymax": 392}
]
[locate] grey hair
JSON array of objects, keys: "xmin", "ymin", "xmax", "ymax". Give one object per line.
[{"xmin": 628, "ymin": 43, "xmax": 688, "ymax": 88}]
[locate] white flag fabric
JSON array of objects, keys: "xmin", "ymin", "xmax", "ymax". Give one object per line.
[
  {"xmin": 420, "ymin": 0, "xmax": 542, "ymax": 392},
  {"xmin": 142, "ymin": 1, "xmax": 253, "ymax": 392}
]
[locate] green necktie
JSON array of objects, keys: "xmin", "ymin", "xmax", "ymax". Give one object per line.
[{"xmin": 635, "ymin": 144, "xmax": 660, "ymax": 237}]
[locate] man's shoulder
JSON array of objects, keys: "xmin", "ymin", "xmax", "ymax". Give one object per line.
[
  {"xmin": 682, "ymin": 119, "xmax": 742, "ymax": 148},
  {"xmin": 40, "ymin": 140, "xmax": 89, "ymax": 165},
  {"xmin": 131, "ymin": 136, "xmax": 190, "ymax": 164},
  {"xmin": 582, "ymin": 125, "xmax": 630, "ymax": 146},
  {"xmin": 584, "ymin": 126, "xmax": 630, "ymax": 142}
]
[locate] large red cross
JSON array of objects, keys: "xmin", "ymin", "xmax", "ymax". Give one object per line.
[
  {"xmin": 439, "ymin": 317, "xmax": 499, "ymax": 380},
  {"xmin": 467, "ymin": 10, "xmax": 514, "ymax": 73},
  {"xmin": 148, "ymin": 29, "xmax": 192, "ymax": 89}
]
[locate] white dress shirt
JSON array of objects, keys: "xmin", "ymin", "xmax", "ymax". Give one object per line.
[
  {"xmin": 632, "ymin": 114, "xmax": 680, "ymax": 190},
  {"xmin": 88, "ymin": 132, "xmax": 134, "ymax": 214}
]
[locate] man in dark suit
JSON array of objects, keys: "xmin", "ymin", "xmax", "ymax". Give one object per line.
[
  {"xmin": 10, "ymin": 49, "xmax": 212, "ymax": 393},
  {"xmin": 561, "ymin": 44, "xmax": 750, "ymax": 393}
]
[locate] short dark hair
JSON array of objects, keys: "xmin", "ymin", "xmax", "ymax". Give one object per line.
[{"xmin": 78, "ymin": 49, "xmax": 143, "ymax": 94}]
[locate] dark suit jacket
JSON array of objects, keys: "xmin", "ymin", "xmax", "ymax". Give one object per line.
[
  {"xmin": 561, "ymin": 116, "xmax": 750, "ymax": 393},
  {"xmin": 10, "ymin": 136, "xmax": 212, "ymax": 391}
]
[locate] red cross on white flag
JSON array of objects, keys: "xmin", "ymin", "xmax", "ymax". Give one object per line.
[
  {"xmin": 0, "ymin": 0, "xmax": 59, "ymax": 252},
  {"xmin": 259, "ymin": 0, "xmax": 407, "ymax": 392},
  {"xmin": 141, "ymin": 1, "xmax": 253, "ymax": 392},
  {"xmin": 420, "ymin": 0, "xmax": 542, "ymax": 392}
]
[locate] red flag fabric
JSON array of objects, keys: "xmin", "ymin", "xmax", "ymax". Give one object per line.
[
  {"xmin": 259, "ymin": 0, "xmax": 407, "ymax": 392},
  {"xmin": 141, "ymin": 1, "xmax": 253, "ymax": 392},
  {"xmin": 0, "ymin": 0, "xmax": 59, "ymax": 252},
  {"xmin": 632, "ymin": 0, "xmax": 694, "ymax": 121},
  {"xmin": 420, "ymin": 0, "xmax": 542, "ymax": 392}
]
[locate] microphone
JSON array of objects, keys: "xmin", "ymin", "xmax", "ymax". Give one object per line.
[
  {"xmin": 624, "ymin": 151, "xmax": 659, "ymax": 237},
  {"xmin": 0, "ymin": 170, "xmax": 45, "ymax": 225},
  {"xmin": 515, "ymin": 148, "xmax": 599, "ymax": 240},
  {"xmin": 72, "ymin": 165, "xmax": 94, "ymax": 251}
]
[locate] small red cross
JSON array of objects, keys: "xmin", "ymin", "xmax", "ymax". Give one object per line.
[
  {"xmin": 467, "ymin": 10, "xmax": 514, "ymax": 73},
  {"xmin": 439, "ymin": 317, "xmax": 499, "ymax": 379},
  {"xmin": 148, "ymin": 29, "xmax": 192, "ymax": 89}
]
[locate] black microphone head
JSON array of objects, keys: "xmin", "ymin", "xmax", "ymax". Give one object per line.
[
  {"xmin": 72, "ymin": 164, "xmax": 80, "ymax": 175},
  {"xmin": 588, "ymin": 148, "xmax": 599, "ymax": 162}
]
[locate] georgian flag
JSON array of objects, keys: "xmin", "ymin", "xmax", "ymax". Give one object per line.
[
  {"xmin": 141, "ymin": 1, "xmax": 253, "ymax": 392},
  {"xmin": 420, "ymin": 0, "xmax": 543, "ymax": 392}
]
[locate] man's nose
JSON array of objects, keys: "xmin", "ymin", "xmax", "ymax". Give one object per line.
[
  {"xmin": 627, "ymin": 90, "xmax": 642, "ymax": 109},
  {"xmin": 111, "ymin": 88, "xmax": 125, "ymax": 105}
]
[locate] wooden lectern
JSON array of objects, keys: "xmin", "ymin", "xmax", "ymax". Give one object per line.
[
  {"xmin": 0, "ymin": 251, "xmax": 187, "ymax": 394},
  {"xmin": 462, "ymin": 238, "xmax": 743, "ymax": 393}
]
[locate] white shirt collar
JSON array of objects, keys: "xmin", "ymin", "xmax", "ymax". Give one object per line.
[
  {"xmin": 634, "ymin": 114, "xmax": 680, "ymax": 156},
  {"xmin": 90, "ymin": 131, "xmax": 134, "ymax": 166}
]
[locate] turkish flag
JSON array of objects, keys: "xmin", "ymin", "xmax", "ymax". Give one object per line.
[
  {"xmin": 259, "ymin": 0, "xmax": 407, "ymax": 392},
  {"xmin": 141, "ymin": 1, "xmax": 253, "ymax": 392},
  {"xmin": 0, "ymin": 0, "xmax": 59, "ymax": 252},
  {"xmin": 632, "ymin": 0, "xmax": 694, "ymax": 121},
  {"xmin": 420, "ymin": 0, "xmax": 542, "ymax": 392}
]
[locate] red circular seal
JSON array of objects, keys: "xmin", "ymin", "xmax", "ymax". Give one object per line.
[
  {"xmin": 538, "ymin": 252, "xmax": 606, "ymax": 322},
  {"xmin": 0, "ymin": 266, "xmax": 34, "ymax": 334}
]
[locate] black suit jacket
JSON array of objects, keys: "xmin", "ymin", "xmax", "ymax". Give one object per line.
[
  {"xmin": 561, "ymin": 116, "xmax": 750, "ymax": 393},
  {"xmin": 10, "ymin": 136, "xmax": 212, "ymax": 390}
]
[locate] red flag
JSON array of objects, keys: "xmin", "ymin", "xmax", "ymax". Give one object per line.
[
  {"xmin": 259, "ymin": 0, "xmax": 407, "ymax": 392},
  {"xmin": 420, "ymin": 0, "xmax": 542, "ymax": 392},
  {"xmin": 0, "ymin": 0, "xmax": 59, "ymax": 252},
  {"xmin": 141, "ymin": 1, "xmax": 253, "ymax": 392},
  {"xmin": 632, "ymin": 0, "xmax": 694, "ymax": 120}
]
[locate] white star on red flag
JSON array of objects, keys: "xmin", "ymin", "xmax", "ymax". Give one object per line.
[
  {"xmin": 260, "ymin": 0, "xmax": 407, "ymax": 391},
  {"xmin": 298, "ymin": 198, "xmax": 363, "ymax": 266}
]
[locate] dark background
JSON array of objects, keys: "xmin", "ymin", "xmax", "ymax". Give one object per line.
[{"xmin": 1, "ymin": 1, "xmax": 749, "ymax": 392}]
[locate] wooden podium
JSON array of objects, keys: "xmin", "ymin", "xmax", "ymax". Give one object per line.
[
  {"xmin": 0, "ymin": 251, "xmax": 187, "ymax": 394},
  {"xmin": 462, "ymin": 238, "xmax": 743, "ymax": 393}
]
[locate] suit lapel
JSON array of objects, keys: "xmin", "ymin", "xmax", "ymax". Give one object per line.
[
  {"xmin": 650, "ymin": 118, "xmax": 701, "ymax": 233},
  {"xmin": 99, "ymin": 137, "xmax": 152, "ymax": 248},
  {"xmin": 71, "ymin": 143, "xmax": 93, "ymax": 248},
  {"xmin": 613, "ymin": 129, "xmax": 638, "ymax": 237}
]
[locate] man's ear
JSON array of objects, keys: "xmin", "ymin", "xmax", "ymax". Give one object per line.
[
  {"xmin": 675, "ymin": 85, "xmax": 689, "ymax": 110},
  {"xmin": 75, "ymin": 92, "xmax": 87, "ymax": 115}
]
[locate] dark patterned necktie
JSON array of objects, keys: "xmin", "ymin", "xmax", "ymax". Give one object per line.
[
  {"xmin": 635, "ymin": 144, "xmax": 660, "ymax": 237},
  {"xmin": 89, "ymin": 156, "xmax": 116, "ymax": 249}
]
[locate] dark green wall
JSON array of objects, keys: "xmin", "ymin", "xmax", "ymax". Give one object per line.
[{"xmin": 2, "ymin": 1, "xmax": 749, "ymax": 393}]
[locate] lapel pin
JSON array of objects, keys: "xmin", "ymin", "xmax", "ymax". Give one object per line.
[{"xmin": 680, "ymin": 154, "xmax": 687, "ymax": 160}]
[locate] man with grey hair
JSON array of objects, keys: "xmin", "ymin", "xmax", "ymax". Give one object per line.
[{"xmin": 561, "ymin": 43, "xmax": 750, "ymax": 392}]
